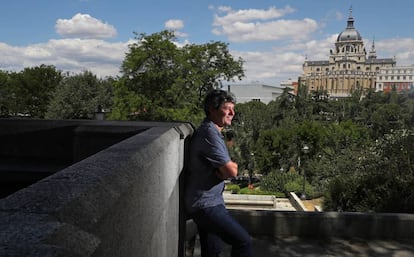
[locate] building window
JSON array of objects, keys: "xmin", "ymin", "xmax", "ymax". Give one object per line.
[{"xmin": 252, "ymin": 98, "xmax": 261, "ymax": 102}]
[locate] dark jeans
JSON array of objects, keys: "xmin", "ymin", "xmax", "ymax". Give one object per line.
[{"xmin": 191, "ymin": 204, "xmax": 253, "ymax": 257}]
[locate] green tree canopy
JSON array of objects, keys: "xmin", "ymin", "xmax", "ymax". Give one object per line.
[
  {"xmin": 323, "ymin": 129, "xmax": 414, "ymax": 213},
  {"xmin": 110, "ymin": 30, "xmax": 244, "ymax": 124},
  {"xmin": 46, "ymin": 71, "xmax": 113, "ymax": 119},
  {"xmin": 0, "ymin": 65, "xmax": 62, "ymax": 118}
]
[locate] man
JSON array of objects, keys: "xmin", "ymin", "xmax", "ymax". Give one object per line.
[{"xmin": 185, "ymin": 89, "xmax": 252, "ymax": 257}]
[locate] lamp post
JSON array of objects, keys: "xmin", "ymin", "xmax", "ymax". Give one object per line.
[
  {"xmin": 300, "ymin": 144, "xmax": 310, "ymax": 200},
  {"xmin": 95, "ymin": 105, "xmax": 105, "ymax": 120},
  {"xmin": 249, "ymin": 152, "xmax": 255, "ymax": 187}
]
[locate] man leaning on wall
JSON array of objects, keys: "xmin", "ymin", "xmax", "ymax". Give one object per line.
[{"xmin": 185, "ymin": 89, "xmax": 253, "ymax": 257}]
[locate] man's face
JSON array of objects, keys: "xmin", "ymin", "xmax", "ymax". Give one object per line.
[{"xmin": 209, "ymin": 102, "xmax": 235, "ymax": 128}]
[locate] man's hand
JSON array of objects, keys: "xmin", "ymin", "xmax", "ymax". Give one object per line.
[{"xmin": 216, "ymin": 161, "xmax": 238, "ymax": 179}]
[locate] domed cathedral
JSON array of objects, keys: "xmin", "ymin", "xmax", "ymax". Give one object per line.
[{"xmin": 299, "ymin": 7, "xmax": 396, "ymax": 98}]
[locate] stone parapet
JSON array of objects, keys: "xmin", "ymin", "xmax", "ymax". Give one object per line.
[
  {"xmin": 0, "ymin": 119, "xmax": 194, "ymax": 257},
  {"xmin": 231, "ymin": 209, "xmax": 414, "ymax": 240}
]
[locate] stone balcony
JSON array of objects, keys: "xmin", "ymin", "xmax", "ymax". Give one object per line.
[{"xmin": 0, "ymin": 118, "xmax": 413, "ymax": 257}]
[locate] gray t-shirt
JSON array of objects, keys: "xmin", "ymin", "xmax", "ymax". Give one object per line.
[{"xmin": 185, "ymin": 118, "xmax": 231, "ymax": 214}]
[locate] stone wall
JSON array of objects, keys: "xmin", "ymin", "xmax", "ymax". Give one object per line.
[
  {"xmin": 231, "ymin": 209, "xmax": 414, "ymax": 240},
  {"xmin": 0, "ymin": 119, "xmax": 194, "ymax": 257}
]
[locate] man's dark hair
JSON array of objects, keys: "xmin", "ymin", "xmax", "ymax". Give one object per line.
[{"xmin": 203, "ymin": 89, "xmax": 235, "ymax": 116}]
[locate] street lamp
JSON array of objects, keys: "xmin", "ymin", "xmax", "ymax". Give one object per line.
[
  {"xmin": 300, "ymin": 144, "xmax": 310, "ymax": 200},
  {"xmin": 95, "ymin": 105, "xmax": 105, "ymax": 120},
  {"xmin": 249, "ymin": 152, "xmax": 255, "ymax": 186}
]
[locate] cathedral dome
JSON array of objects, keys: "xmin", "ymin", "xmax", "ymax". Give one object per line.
[
  {"xmin": 337, "ymin": 27, "xmax": 361, "ymax": 42},
  {"xmin": 337, "ymin": 10, "xmax": 362, "ymax": 42}
]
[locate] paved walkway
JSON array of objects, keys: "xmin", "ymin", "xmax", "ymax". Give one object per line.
[{"xmin": 192, "ymin": 236, "xmax": 414, "ymax": 257}]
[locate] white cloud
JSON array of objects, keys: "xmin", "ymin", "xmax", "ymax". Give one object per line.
[
  {"xmin": 0, "ymin": 13, "xmax": 127, "ymax": 76},
  {"xmin": 233, "ymin": 48, "xmax": 307, "ymax": 84},
  {"xmin": 212, "ymin": 6, "xmax": 318, "ymax": 42},
  {"xmin": 0, "ymin": 38, "xmax": 129, "ymax": 77},
  {"xmin": 164, "ymin": 19, "xmax": 188, "ymax": 38},
  {"xmin": 374, "ymin": 38, "xmax": 414, "ymax": 67},
  {"xmin": 165, "ymin": 19, "xmax": 184, "ymax": 30},
  {"xmin": 214, "ymin": 5, "xmax": 295, "ymax": 24},
  {"xmin": 55, "ymin": 13, "xmax": 117, "ymax": 39}
]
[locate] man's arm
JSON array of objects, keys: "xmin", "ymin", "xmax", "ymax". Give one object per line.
[{"xmin": 216, "ymin": 160, "xmax": 238, "ymax": 179}]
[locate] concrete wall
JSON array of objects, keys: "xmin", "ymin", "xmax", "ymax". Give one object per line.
[
  {"xmin": 231, "ymin": 209, "xmax": 414, "ymax": 240},
  {"xmin": 224, "ymin": 193, "xmax": 277, "ymax": 208},
  {"xmin": 0, "ymin": 119, "xmax": 194, "ymax": 257}
]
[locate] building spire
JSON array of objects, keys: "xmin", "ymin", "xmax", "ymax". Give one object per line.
[
  {"xmin": 371, "ymin": 37, "xmax": 375, "ymax": 51},
  {"xmin": 368, "ymin": 37, "xmax": 377, "ymax": 59},
  {"xmin": 347, "ymin": 6, "xmax": 355, "ymax": 29}
]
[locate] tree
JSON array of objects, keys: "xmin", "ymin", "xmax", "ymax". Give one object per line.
[
  {"xmin": 0, "ymin": 65, "xmax": 62, "ymax": 118},
  {"xmin": 46, "ymin": 71, "xmax": 113, "ymax": 119},
  {"xmin": 0, "ymin": 70, "xmax": 12, "ymax": 117},
  {"xmin": 323, "ymin": 129, "xmax": 414, "ymax": 213},
  {"xmin": 230, "ymin": 101, "xmax": 270, "ymax": 173},
  {"xmin": 254, "ymin": 127, "xmax": 296, "ymax": 175},
  {"xmin": 110, "ymin": 30, "xmax": 244, "ymax": 124}
]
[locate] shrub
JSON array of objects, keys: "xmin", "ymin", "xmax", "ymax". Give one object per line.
[
  {"xmin": 261, "ymin": 170, "xmax": 315, "ymax": 199},
  {"xmin": 238, "ymin": 186, "xmax": 285, "ymax": 197},
  {"xmin": 225, "ymin": 184, "xmax": 240, "ymax": 194}
]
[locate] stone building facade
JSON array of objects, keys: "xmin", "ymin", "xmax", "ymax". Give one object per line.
[
  {"xmin": 299, "ymin": 8, "xmax": 396, "ymax": 98},
  {"xmin": 375, "ymin": 66, "xmax": 414, "ymax": 93}
]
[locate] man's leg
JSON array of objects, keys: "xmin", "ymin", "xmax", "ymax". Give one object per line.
[
  {"xmin": 197, "ymin": 226, "xmax": 223, "ymax": 257},
  {"xmin": 193, "ymin": 205, "xmax": 252, "ymax": 257}
]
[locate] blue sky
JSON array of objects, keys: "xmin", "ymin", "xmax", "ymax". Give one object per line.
[{"xmin": 2, "ymin": 0, "xmax": 414, "ymax": 86}]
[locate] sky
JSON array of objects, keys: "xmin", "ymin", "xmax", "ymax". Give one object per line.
[{"xmin": 2, "ymin": 0, "xmax": 414, "ymax": 86}]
